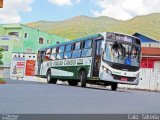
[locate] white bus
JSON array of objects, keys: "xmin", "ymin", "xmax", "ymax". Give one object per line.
[{"xmin": 37, "ymin": 32, "xmax": 141, "ymax": 91}]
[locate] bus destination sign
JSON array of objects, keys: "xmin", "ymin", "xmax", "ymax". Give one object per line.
[
  {"xmin": 116, "ymin": 35, "xmax": 133, "ymax": 43},
  {"xmin": 107, "ymin": 33, "xmax": 133, "ymax": 43}
]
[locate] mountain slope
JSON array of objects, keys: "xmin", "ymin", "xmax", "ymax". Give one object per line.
[{"xmin": 27, "ymin": 13, "xmax": 160, "ymax": 40}]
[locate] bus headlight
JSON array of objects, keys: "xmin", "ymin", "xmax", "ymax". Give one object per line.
[
  {"xmin": 102, "ymin": 66, "xmax": 107, "ymax": 71},
  {"xmin": 102, "ymin": 66, "xmax": 112, "ymax": 75}
]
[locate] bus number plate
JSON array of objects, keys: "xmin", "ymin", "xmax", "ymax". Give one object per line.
[{"xmin": 121, "ymin": 77, "xmax": 128, "ymax": 81}]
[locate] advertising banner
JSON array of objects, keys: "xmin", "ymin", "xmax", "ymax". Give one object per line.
[
  {"xmin": 11, "ymin": 57, "xmax": 25, "ymax": 78},
  {"xmin": 25, "ymin": 60, "xmax": 36, "ymax": 76}
]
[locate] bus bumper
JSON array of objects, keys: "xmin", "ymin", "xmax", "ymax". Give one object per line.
[{"xmin": 100, "ymin": 71, "xmax": 139, "ymax": 85}]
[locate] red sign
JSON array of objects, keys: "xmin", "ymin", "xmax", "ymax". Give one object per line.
[
  {"xmin": 25, "ymin": 60, "xmax": 36, "ymax": 76},
  {"xmin": 16, "ymin": 62, "xmax": 25, "ymax": 68},
  {"xmin": 141, "ymin": 58, "xmax": 155, "ymax": 68}
]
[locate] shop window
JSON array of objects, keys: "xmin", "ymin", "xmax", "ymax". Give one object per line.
[
  {"xmin": 8, "ymin": 32, "xmax": 19, "ymax": 37},
  {"xmin": 39, "ymin": 38, "xmax": 44, "ymax": 44},
  {"xmin": 24, "ymin": 33, "xmax": 28, "ymax": 38}
]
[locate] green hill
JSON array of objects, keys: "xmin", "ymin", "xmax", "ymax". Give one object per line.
[{"xmin": 27, "ymin": 13, "xmax": 160, "ymax": 40}]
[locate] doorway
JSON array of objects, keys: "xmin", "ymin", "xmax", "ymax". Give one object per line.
[{"xmin": 92, "ymin": 39, "xmax": 102, "ymax": 77}]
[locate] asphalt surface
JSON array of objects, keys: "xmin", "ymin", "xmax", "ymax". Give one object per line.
[{"xmin": 0, "ymin": 79, "xmax": 160, "ymax": 114}]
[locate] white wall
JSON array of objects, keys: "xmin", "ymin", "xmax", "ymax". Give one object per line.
[{"xmin": 119, "ymin": 61, "xmax": 160, "ymax": 91}]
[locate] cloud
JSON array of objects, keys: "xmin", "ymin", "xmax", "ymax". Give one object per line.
[
  {"xmin": 48, "ymin": 0, "xmax": 80, "ymax": 6},
  {"xmin": 0, "ymin": 0, "xmax": 33, "ymax": 23},
  {"xmin": 92, "ymin": 0, "xmax": 160, "ymax": 20}
]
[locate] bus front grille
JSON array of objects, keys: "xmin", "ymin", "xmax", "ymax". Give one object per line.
[{"xmin": 112, "ymin": 75, "xmax": 136, "ymax": 82}]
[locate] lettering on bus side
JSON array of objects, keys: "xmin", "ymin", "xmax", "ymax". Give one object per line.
[
  {"xmin": 46, "ymin": 61, "xmax": 52, "ymax": 67},
  {"xmin": 77, "ymin": 58, "xmax": 83, "ymax": 65},
  {"xmin": 55, "ymin": 60, "xmax": 63, "ymax": 66},
  {"xmin": 64, "ymin": 59, "xmax": 76, "ymax": 66}
]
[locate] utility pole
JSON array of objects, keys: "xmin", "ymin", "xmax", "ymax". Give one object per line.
[{"xmin": 0, "ymin": 0, "xmax": 3, "ymax": 8}]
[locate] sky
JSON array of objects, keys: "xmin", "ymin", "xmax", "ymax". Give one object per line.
[{"xmin": 0, "ymin": 0, "xmax": 160, "ymax": 23}]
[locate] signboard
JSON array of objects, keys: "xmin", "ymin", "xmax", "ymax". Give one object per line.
[
  {"xmin": 25, "ymin": 60, "xmax": 36, "ymax": 76},
  {"xmin": 116, "ymin": 35, "xmax": 132, "ymax": 43},
  {"xmin": 11, "ymin": 57, "xmax": 25, "ymax": 78},
  {"xmin": 107, "ymin": 33, "xmax": 133, "ymax": 43},
  {"xmin": 0, "ymin": 36, "xmax": 11, "ymax": 40}
]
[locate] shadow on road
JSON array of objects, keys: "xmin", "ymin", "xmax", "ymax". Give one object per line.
[
  {"xmin": 4, "ymin": 78, "xmax": 130, "ymax": 93},
  {"xmin": 55, "ymin": 82, "xmax": 129, "ymax": 93}
]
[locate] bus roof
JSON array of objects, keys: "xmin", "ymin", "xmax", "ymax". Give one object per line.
[
  {"xmin": 109, "ymin": 32, "xmax": 141, "ymax": 40},
  {"xmin": 39, "ymin": 32, "xmax": 141, "ymax": 51},
  {"xmin": 39, "ymin": 33, "xmax": 103, "ymax": 51}
]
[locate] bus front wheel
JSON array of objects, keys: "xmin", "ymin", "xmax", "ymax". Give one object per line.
[
  {"xmin": 79, "ymin": 71, "xmax": 87, "ymax": 87},
  {"xmin": 47, "ymin": 70, "xmax": 57, "ymax": 84},
  {"xmin": 111, "ymin": 82, "xmax": 118, "ymax": 91}
]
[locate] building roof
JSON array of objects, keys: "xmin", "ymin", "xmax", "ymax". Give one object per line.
[
  {"xmin": 133, "ymin": 32, "xmax": 159, "ymax": 43},
  {"xmin": 142, "ymin": 47, "xmax": 160, "ymax": 56}
]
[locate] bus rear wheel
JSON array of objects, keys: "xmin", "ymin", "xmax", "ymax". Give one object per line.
[
  {"xmin": 68, "ymin": 81, "xmax": 78, "ymax": 86},
  {"xmin": 79, "ymin": 71, "xmax": 87, "ymax": 87},
  {"xmin": 111, "ymin": 82, "xmax": 118, "ymax": 91},
  {"xmin": 47, "ymin": 70, "xmax": 57, "ymax": 84}
]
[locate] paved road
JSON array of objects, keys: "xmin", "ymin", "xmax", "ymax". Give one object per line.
[{"xmin": 0, "ymin": 79, "xmax": 160, "ymax": 114}]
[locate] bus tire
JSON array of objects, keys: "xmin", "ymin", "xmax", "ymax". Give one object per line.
[
  {"xmin": 68, "ymin": 81, "xmax": 78, "ymax": 86},
  {"xmin": 79, "ymin": 71, "xmax": 87, "ymax": 87},
  {"xmin": 111, "ymin": 82, "xmax": 118, "ymax": 91},
  {"xmin": 47, "ymin": 70, "xmax": 57, "ymax": 84}
]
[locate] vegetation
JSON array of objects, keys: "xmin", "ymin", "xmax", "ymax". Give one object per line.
[
  {"xmin": 27, "ymin": 13, "xmax": 160, "ymax": 40},
  {"xmin": 0, "ymin": 47, "xmax": 3, "ymax": 65},
  {"xmin": 0, "ymin": 78, "xmax": 5, "ymax": 83}
]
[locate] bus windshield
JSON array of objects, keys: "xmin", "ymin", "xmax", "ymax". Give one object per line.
[{"xmin": 103, "ymin": 41, "xmax": 140, "ymax": 67}]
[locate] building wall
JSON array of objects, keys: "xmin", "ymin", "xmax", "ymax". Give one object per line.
[
  {"xmin": 0, "ymin": 24, "xmax": 66, "ymax": 78},
  {"xmin": 119, "ymin": 58, "xmax": 160, "ymax": 91}
]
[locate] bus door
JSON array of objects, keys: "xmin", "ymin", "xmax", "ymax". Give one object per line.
[
  {"xmin": 37, "ymin": 50, "xmax": 45, "ymax": 76},
  {"xmin": 92, "ymin": 39, "xmax": 102, "ymax": 77}
]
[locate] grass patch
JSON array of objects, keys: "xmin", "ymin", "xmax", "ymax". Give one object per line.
[{"xmin": 0, "ymin": 78, "xmax": 6, "ymax": 83}]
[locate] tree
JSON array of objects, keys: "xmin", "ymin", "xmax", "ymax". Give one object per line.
[{"xmin": 0, "ymin": 48, "xmax": 3, "ymax": 65}]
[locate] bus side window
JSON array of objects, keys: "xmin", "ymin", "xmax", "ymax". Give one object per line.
[
  {"xmin": 81, "ymin": 40, "xmax": 92, "ymax": 57},
  {"xmin": 51, "ymin": 47, "xmax": 57, "ymax": 60},
  {"xmin": 72, "ymin": 42, "xmax": 81, "ymax": 58},
  {"xmin": 45, "ymin": 48, "xmax": 51, "ymax": 61},
  {"xmin": 57, "ymin": 45, "xmax": 65, "ymax": 60},
  {"xmin": 64, "ymin": 44, "xmax": 72, "ymax": 59}
]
